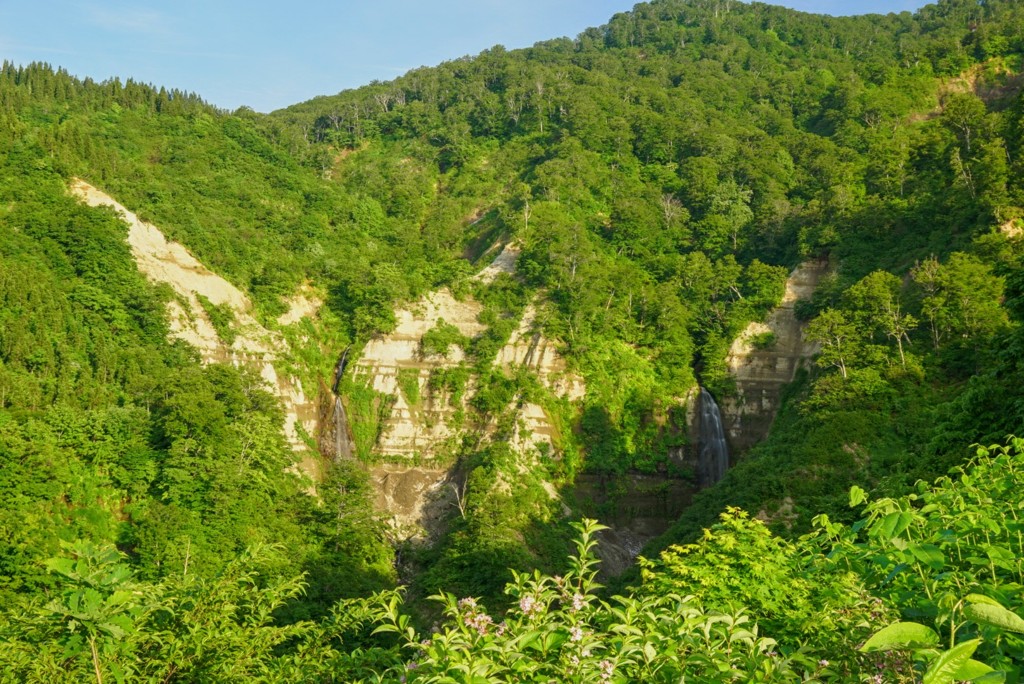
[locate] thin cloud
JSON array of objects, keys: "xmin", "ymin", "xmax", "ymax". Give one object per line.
[
  {"xmin": 0, "ymin": 41, "xmax": 82, "ymax": 57},
  {"xmin": 85, "ymin": 6, "xmax": 170, "ymax": 35}
]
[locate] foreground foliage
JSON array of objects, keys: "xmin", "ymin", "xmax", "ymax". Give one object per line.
[
  {"xmin": 4, "ymin": 0, "xmax": 1024, "ymax": 681},
  {"xmin": 2, "ymin": 441, "xmax": 1023, "ymax": 682}
]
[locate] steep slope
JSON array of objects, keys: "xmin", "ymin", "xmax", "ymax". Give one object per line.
[
  {"xmin": 70, "ymin": 179, "xmax": 320, "ymax": 472},
  {"xmin": 352, "ymin": 242, "xmax": 584, "ymax": 463},
  {"xmin": 720, "ymin": 259, "xmax": 828, "ymax": 452},
  {"xmin": 353, "ymin": 288, "xmax": 487, "ymax": 459},
  {"xmin": 3, "ymin": 0, "xmax": 1024, "ymax": 630},
  {"xmin": 351, "ymin": 247, "xmax": 586, "ymax": 539}
]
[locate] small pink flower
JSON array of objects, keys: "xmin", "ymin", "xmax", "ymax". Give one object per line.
[
  {"xmin": 519, "ymin": 594, "xmax": 538, "ymax": 615},
  {"xmin": 571, "ymin": 593, "xmax": 585, "ymax": 611},
  {"xmin": 570, "ymin": 626, "xmax": 584, "ymax": 642}
]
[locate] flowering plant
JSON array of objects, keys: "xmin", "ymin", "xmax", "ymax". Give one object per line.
[{"xmin": 375, "ymin": 519, "xmax": 802, "ymax": 682}]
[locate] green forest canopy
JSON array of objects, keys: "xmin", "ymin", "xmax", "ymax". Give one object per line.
[{"xmin": 2, "ymin": 0, "xmax": 1024, "ymax": 680}]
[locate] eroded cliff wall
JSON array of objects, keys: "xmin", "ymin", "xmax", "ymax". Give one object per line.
[
  {"xmin": 70, "ymin": 179, "xmax": 321, "ymax": 476},
  {"xmin": 719, "ymin": 259, "xmax": 828, "ymax": 453}
]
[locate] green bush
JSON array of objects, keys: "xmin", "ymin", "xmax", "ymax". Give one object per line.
[{"xmin": 420, "ymin": 319, "xmax": 469, "ymax": 358}]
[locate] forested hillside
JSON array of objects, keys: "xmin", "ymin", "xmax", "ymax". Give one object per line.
[{"xmin": 3, "ymin": 0, "xmax": 1024, "ymax": 680}]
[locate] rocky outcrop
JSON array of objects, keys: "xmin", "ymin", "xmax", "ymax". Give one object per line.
[
  {"xmin": 495, "ymin": 302, "xmax": 586, "ymax": 402},
  {"xmin": 353, "ymin": 248, "xmax": 584, "ymax": 461},
  {"xmin": 352, "ymin": 288, "xmax": 486, "ymax": 459},
  {"xmin": 718, "ymin": 259, "xmax": 828, "ymax": 453},
  {"xmin": 472, "ymin": 241, "xmax": 520, "ymax": 284},
  {"xmin": 370, "ymin": 465, "xmax": 456, "ymax": 543},
  {"xmin": 351, "ymin": 246, "xmax": 585, "ymax": 536},
  {"xmin": 277, "ymin": 286, "xmax": 323, "ymax": 326},
  {"xmin": 69, "ymin": 179, "xmax": 320, "ymax": 473}
]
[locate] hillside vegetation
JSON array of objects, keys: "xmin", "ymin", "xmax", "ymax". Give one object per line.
[{"xmin": 2, "ymin": 0, "xmax": 1024, "ymax": 680}]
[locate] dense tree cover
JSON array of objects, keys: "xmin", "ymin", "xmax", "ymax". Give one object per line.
[
  {"xmin": 3, "ymin": 441, "xmax": 1024, "ymax": 681},
  {"xmin": 269, "ymin": 0, "xmax": 1024, "ymax": 475},
  {"xmin": 0, "ymin": 131, "xmax": 395, "ymax": 624},
  {"xmin": 3, "ymin": 0, "xmax": 1024, "ymax": 678}
]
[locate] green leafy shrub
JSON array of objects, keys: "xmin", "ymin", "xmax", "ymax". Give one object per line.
[
  {"xmin": 750, "ymin": 331, "xmax": 777, "ymax": 350},
  {"xmin": 641, "ymin": 508, "xmax": 886, "ymax": 673},
  {"xmin": 196, "ymin": 294, "xmax": 237, "ymax": 346},
  {"xmin": 377, "ymin": 520, "xmax": 808, "ymax": 682},
  {"xmin": 419, "ymin": 319, "xmax": 469, "ymax": 358},
  {"xmin": 815, "ymin": 439, "xmax": 1024, "ymax": 679},
  {"xmin": 397, "ymin": 368, "xmax": 421, "ymax": 406}
]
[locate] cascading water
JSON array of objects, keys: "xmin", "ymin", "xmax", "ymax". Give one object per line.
[
  {"xmin": 697, "ymin": 388, "xmax": 729, "ymax": 487},
  {"xmin": 318, "ymin": 347, "xmax": 355, "ymax": 460},
  {"xmin": 331, "ymin": 346, "xmax": 351, "ymax": 394},
  {"xmin": 334, "ymin": 396, "xmax": 354, "ymax": 460}
]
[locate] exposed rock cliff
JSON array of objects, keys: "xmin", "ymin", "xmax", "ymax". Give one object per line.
[
  {"xmin": 353, "ymin": 246, "xmax": 584, "ymax": 462},
  {"xmin": 352, "ymin": 288, "xmax": 486, "ymax": 459},
  {"xmin": 70, "ymin": 179, "xmax": 320, "ymax": 474},
  {"xmin": 350, "ymin": 245, "xmax": 585, "ymax": 538},
  {"xmin": 719, "ymin": 259, "xmax": 828, "ymax": 453},
  {"xmin": 370, "ymin": 465, "xmax": 456, "ymax": 543}
]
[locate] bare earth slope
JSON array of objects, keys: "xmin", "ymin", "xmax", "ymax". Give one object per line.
[
  {"xmin": 720, "ymin": 259, "xmax": 828, "ymax": 453},
  {"xmin": 70, "ymin": 179, "xmax": 319, "ymax": 473}
]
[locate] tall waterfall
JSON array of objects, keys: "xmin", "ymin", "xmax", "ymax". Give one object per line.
[
  {"xmin": 333, "ymin": 396, "xmax": 355, "ymax": 460},
  {"xmin": 697, "ymin": 388, "xmax": 729, "ymax": 487}
]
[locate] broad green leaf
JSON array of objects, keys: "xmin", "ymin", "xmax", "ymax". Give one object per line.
[
  {"xmin": 922, "ymin": 639, "xmax": 980, "ymax": 684},
  {"xmin": 953, "ymin": 659, "xmax": 995, "ymax": 679},
  {"xmin": 518, "ymin": 630, "xmax": 542, "ymax": 651},
  {"xmin": 860, "ymin": 622, "xmax": 939, "ymax": 652},
  {"xmin": 965, "ymin": 594, "xmax": 1002, "ymax": 607},
  {"xmin": 45, "ymin": 558, "xmax": 76, "ymax": 577},
  {"xmin": 849, "ymin": 485, "xmax": 867, "ymax": 507},
  {"xmin": 875, "ymin": 511, "xmax": 913, "ymax": 541},
  {"xmin": 964, "ymin": 603, "xmax": 1024, "ymax": 634},
  {"xmin": 909, "ymin": 543, "xmax": 945, "ymax": 569}
]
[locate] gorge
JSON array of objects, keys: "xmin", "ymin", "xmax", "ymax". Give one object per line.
[{"xmin": 4, "ymin": 1, "xmax": 1024, "ymax": 679}]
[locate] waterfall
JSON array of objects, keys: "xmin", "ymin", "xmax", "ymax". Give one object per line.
[
  {"xmin": 333, "ymin": 395, "xmax": 354, "ymax": 460},
  {"xmin": 331, "ymin": 346, "xmax": 351, "ymax": 395},
  {"xmin": 697, "ymin": 388, "xmax": 729, "ymax": 487}
]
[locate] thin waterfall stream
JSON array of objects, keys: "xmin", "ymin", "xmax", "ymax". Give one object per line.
[
  {"xmin": 321, "ymin": 346, "xmax": 355, "ymax": 460},
  {"xmin": 697, "ymin": 388, "xmax": 729, "ymax": 487},
  {"xmin": 333, "ymin": 396, "xmax": 354, "ymax": 460}
]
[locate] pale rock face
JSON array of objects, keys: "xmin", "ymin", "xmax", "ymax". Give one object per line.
[
  {"xmin": 719, "ymin": 259, "xmax": 828, "ymax": 452},
  {"xmin": 472, "ymin": 241, "xmax": 521, "ymax": 284},
  {"xmin": 69, "ymin": 179, "xmax": 319, "ymax": 468},
  {"xmin": 353, "ymin": 288, "xmax": 486, "ymax": 459},
  {"xmin": 355, "ymin": 248, "xmax": 585, "ymax": 461},
  {"xmin": 277, "ymin": 287, "xmax": 323, "ymax": 326},
  {"xmin": 495, "ymin": 303, "xmax": 586, "ymax": 403},
  {"xmin": 353, "ymin": 245, "xmax": 586, "ymax": 537},
  {"xmin": 370, "ymin": 464, "xmax": 455, "ymax": 542}
]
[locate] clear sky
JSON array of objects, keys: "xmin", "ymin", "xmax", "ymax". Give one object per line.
[{"xmin": 0, "ymin": 1, "xmax": 927, "ymax": 113}]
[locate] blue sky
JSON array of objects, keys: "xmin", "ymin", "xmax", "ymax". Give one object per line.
[{"xmin": 1, "ymin": 1, "xmax": 926, "ymax": 113}]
